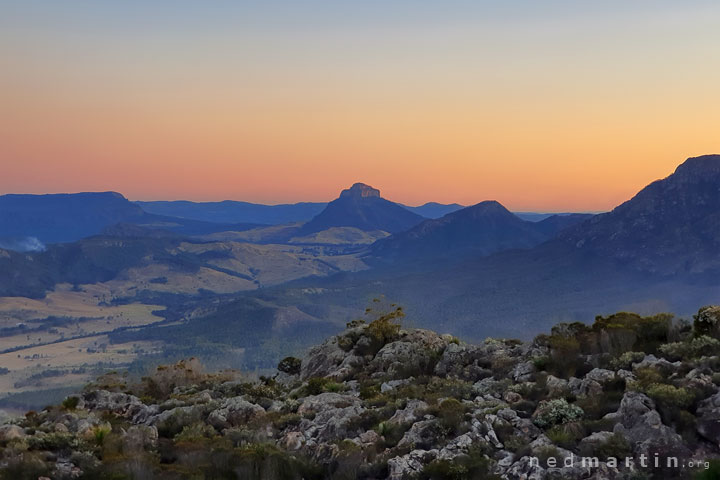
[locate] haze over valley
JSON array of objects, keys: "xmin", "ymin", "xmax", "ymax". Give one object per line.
[{"xmin": 0, "ymin": 155, "xmax": 718, "ymax": 412}]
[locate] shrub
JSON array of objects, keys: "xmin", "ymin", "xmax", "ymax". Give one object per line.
[
  {"xmin": 536, "ymin": 445, "xmax": 562, "ymax": 465},
  {"xmin": 28, "ymin": 432, "xmax": 78, "ymax": 452},
  {"xmin": 693, "ymin": 306, "xmax": 720, "ymax": 339},
  {"xmin": 92, "ymin": 424, "xmax": 112, "ymax": 446},
  {"xmin": 609, "ymin": 351, "xmax": 646, "ymax": 370},
  {"xmin": 277, "ymin": 357, "xmax": 302, "ymax": 375},
  {"xmin": 366, "ymin": 307, "xmax": 403, "ymax": 346},
  {"xmin": 233, "ymin": 443, "xmax": 319, "ymax": 480},
  {"xmin": 659, "ymin": 336, "xmax": 720, "ymax": 361},
  {"xmin": 590, "ymin": 312, "xmax": 673, "ymax": 355},
  {"xmin": 579, "ymin": 433, "xmax": 631, "ymax": 459},
  {"xmin": 419, "ymin": 445, "xmax": 499, "ymax": 480},
  {"xmin": 696, "ymin": 459, "xmax": 720, "ymax": 480},
  {"xmin": 271, "ymin": 413, "xmax": 302, "ymax": 431},
  {"xmin": 546, "ymin": 335, "xmax": 581, "ymax": 378},
  {"xmin": 532, "ymin": 399, "xmax": 584, "ymax": 429},
  {"xmin": 0, "ymin": 451, "xmax": 51, "ymax": 480},
  {"xmin": 303, "ymin": 377, "xmax": 345, "ymax": 396},
  {"xmin": 376, "ymin": 421, "xmax": 408, "ymax": 448},
  {"xmin": 140, "ymin": 358, "xmax": 207, "ymax": 401},
  {"xmin": 546, "ymin": 425, "xmax": 575, "ymax": 448},
  {"xmin": 644, "ymin": 383, "xmax": 694, "ymax": 409},
  {"xmin": 436, "ymin": 398, "xmax": 466, "ymax": 435},
  {"xmin": 174, "ymin": 422, "xmax": 217, "ymax": 444},
  {"xmin": 62, "ymin": 395, "xmax": 80, "ymax": 410}
]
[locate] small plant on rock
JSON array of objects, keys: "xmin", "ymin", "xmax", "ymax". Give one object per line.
[{"xmin": 532, "ymin": 398, "xmax": 584, "ymax": 429}]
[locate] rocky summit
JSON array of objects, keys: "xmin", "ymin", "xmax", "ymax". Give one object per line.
[
  {"xmin": 298, "ymin": 183, "xmax": 425, "ymax": 235},
  {"xmin": 340, "ymin": 183, "xmax": 382, "ymax": 199},
  {"xmin": 2, "ymin": 305, "xmax": 720, "ymax": 479}
]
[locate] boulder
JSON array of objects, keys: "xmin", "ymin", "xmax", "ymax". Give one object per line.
[
  {"xmin": 297, "ymin": 393, "xmax": 360, "ymax": 415},
  {"xmin": 388, "ymin": 399, "xmax": 428, "ymax": 426},
  {"xmin": 0, "ymin": 424, "xmax": 25, "ymax": 442},
  {"xmin": 632, "ymin": 354, "xmax": 681, "ymax": 372},
  {"xmin": 696, "ymin": 390, "xmax": 720, "ymax": 444},
  {"xmin": 433, "ymin": 342, "xmax": 492, "ymax": 381},
  {"xmin": 368, "ymin": 329, "xmax": 448, "ymax": 378},
  {"xmin": 207, "ymin": 396, "xmax": 265, "ymax": 430},
  {"xmin": 512, "ymin": 361, "xmax": 536, "ymax": 382},
  {"xmin": 397, "ymin": 419, "xmax": 442, "ymax": 450},
  {"xmin": 388, "ymin": 449, "xmax": 437, "ymax": 480},
  {"xmin": 301, "ymin": 337, "xmax": 348, "ymax": 380},
  {"xmin": 83, "ymin": 390, "xmax": 157, "ymax": 423},
  {"xmin": 611, "ymin": 392, "xmax": 690, "ymax": 459},
  {"xmin": 545, "ymin": 375, "xmax": 569, "ymax": 397}
]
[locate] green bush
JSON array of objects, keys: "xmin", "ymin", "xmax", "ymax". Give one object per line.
[
  {"xmin": 277, "ymin": 357, "xmax": 302, "ymax": 375},
  {"xmin": 659, "ymin": 336, "xmax": 720, "ymax": 361},
  {"xmin": 609, "ymin": 351, "xmax": 646, "ymax": 370},
  {"xmin": 644, "ymin": 383, "xmax": 694, "ymax": 409},
  {"xmin": 303, "ymin": 377, "xmax": 345, "ymax": 396},
  {"xmin": 366, "ymin": 307, "xmax": 403, "ymax": 346},
  {"xmin": 532, "ymin": 399, "xmax": 584, "ymax": 429},
  {"xmin": 62, "ymin": 395, "xmax": 80, "ymax": 410},
  {"xmin": 579, "ymin": 433, "xmax": 631, "ymax": 459},
  {"xmin": 419, "ymin": 445, "xmax": 500, "ymax": 480},
  {"xmin": 546, "ymin": 335, "xmax": 581, "ymax": 378},
  {"xmin": 436, "ymin": 398, "xmax": 466, "ymax": 435},
  {"xmin": 593, "ymin": 312, "xmax": 672, "ymax": 354},
  {"xmin": 693, "ymin": 306, "xmax": 720, "ymax": 339}
]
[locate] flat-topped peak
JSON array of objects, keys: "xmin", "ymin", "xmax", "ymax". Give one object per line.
[{"xmin": 340, "ymin": 183, "xmax": 380, "ymax": 199}]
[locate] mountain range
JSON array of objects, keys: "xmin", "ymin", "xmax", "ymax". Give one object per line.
[
  {"xmin": 0, "ymin": 154, "xmax": 719, "ymax": 397},
  {"xmin": 0, "ymin": 192, "xmax": 260, "ymax": 246},
  {"xmin": 369, "ymin": 200, "xmax": 592, "ymax": 262}
]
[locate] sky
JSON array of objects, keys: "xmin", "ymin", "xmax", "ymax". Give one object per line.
[{"xmin": 1, "ymin": 1, "xmax": 719, "ymax": 211}]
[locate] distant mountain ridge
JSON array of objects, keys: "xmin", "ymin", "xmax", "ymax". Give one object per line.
[
  {"xmin": 136, "ymin": 200, "xmax": 327, "ymax": 225},
  {"xmin": 0, "ymin": 192, "xmax": 147, "ymax": 244},
  {"xmin": 402, "ymin": 201, "xmax": 465, "ymax": 219},
  {"xmin": 298, "ymin": 183, "xmax": 426, "ymax": 235},
  {"xmin": 138, "ymin": 199, "xmax": 465, "ymax": 224},
  {"xmin": 370, "ymin": 200, "xmax": 592, "ymax": 261},
  {"xmin": 0, "ymin": 192, "xmax": 259, "ymax": 245},
  {"xmin": 558, "ymin": 154, "xmax": 720, "ymax": 274}
]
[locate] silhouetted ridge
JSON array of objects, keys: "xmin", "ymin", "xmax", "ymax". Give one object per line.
[
  {"xmin": 558, "ymin": 154, "xmax": 720, "ymax": 274},
  {"xmin": 298, "ymin": 183, "xmax": 425, "ymax": 234},
  {"xmin": 370, "ymin": 200, "xmax": 554, "ymax": 261}
]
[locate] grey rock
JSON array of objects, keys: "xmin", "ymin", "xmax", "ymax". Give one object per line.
[
  {"xmin": 696, "ymin": 390, "xmax": 720, "ymax": 444},
  {"xmin": 612, "ymin": 392, "xmax": 690, "ymax": 459},
  {"xmin": 388, "ymin": 449, "xmax": 437, "ymax": 480},
  {"xmin": 297, "ymin": 393, "xmax": 360, "ymax": 415},
  {"xmin": 388, "ymin": 399, "xmax": 428, "ymax": 426},
  {"xmin": 433, "ymin": 342, "xmax": 492, "ymax": 381},
  {"xmin": 504, "ymin": 456, "xmax": 546, "ymax": 480},
  {"xmin": 279, "ymin": 431, "xmax": 305, "ymax": 451},
  {"xmin": 301, "ymin": 336, "xmax": 348, "ymax": 380},
  {"xmin": 512, "ymin": 361, "xmax": 536, "ymax": 382},
  {"xmin": 545, "ymin": 375, "xmax": 569, "ymax": 397},
  {"xmin": 0, "ymin": 424, "xmax": 25, "ymax": 442},
  {"xmin": 83, "ymin": 390, "xmax": 158, "ymax": 423},
  {"xmin": 381, "ymin": 378, "xmax": 413, "ymax": 393},
  {"xmin": 397, "ymin": 419, "xmax": 442, "ymax": 450},
  {"xmin": 632, "ymin": 354, "xmax": 681, "ymax": 372},
  {"xmin": 369, "ymin": 329, "xmax": 448, "ymax": 378},
  {"xmin": 207, "ymin": 396, "xmax": 265, "ymax": 430}
]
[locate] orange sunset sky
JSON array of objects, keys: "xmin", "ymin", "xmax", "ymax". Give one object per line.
[{"xmin": 1, "ymin": 1, "xmax": 719, "ymax": 211}]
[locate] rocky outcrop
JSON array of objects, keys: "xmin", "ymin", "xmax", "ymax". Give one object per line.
[
  {"xmin": 608, "ymin": 392, "xmax": 691, "ymax": 459},
  {"xmin": 3, "ymin": 311, "xmax": 720, "ymax": 480}
]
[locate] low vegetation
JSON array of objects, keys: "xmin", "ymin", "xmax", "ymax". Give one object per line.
[{"xmin": 1, "ymin": 304, "xmax": 720, "ymax": 479}]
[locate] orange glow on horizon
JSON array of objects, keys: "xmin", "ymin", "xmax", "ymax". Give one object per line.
[{"xmin": 1, "ymin": 2, "xmax": 719, "ymax": 212}]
